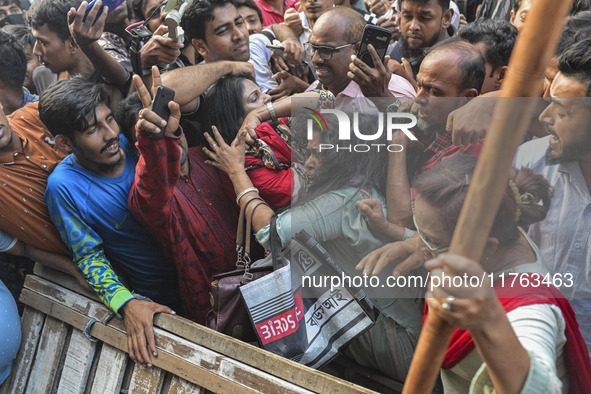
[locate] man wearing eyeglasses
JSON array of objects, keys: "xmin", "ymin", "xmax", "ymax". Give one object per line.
[{"xmin": 305, "ymin": 7, "xmax": 415, "ymax": 101}]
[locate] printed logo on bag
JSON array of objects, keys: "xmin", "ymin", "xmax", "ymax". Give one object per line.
[
  {"xmin": 254, "ymin": 290, "xmax": 306, "ymax": 345},
  {"xmin": 296, "ymin": 250, "xmax": 318, "ymax": 273}
]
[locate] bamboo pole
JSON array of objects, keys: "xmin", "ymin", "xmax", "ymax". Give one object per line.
[{"xmin": 401, "ymin": 0, "xmax": 574, "ymax": 392}]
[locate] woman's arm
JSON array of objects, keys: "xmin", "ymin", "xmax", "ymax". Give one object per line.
[
  {"xmin": 386, "ymin": 130, "xmax": 414, "ymax": 227},
  {"xmin": 202, "ymin": 128, "xmax": 275, "ymax": 232},
  {"xmin": 425, "ymin": 254, "xmax": 532, "ymax": 394},
  {"xmin": 239, "ymin": 91, "xmax": 321, "ymax": 142},
  {"xmin": 471, "ymin": 304, "xmax": 566, "ymax": 393}
]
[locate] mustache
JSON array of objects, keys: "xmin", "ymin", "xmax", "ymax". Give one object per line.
[
  {"xmin": 101, "ymin": 137, "xmax": 119, "ymax": 153},
  {"xmin": 543, "ymin": 123, "xmax": 556, "ymax": 136},
  {"xmin": 233, "ymin": 39, "xmax": 247, "ymax": 49}
]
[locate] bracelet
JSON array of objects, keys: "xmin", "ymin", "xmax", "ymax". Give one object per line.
[
  {"xmin": 236, "ymin": 187, "xmax": 259, "ymax": 204},
  {"xmin": 266, "ymin": 102, "xmax": 278, "ymax": 122}
]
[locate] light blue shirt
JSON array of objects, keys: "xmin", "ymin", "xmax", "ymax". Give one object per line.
[
  {"xmin": 0, "ymin": 228, "xmax": 20, "ymax": 385},
  {"xmin": 514, "ymin": 135, "xmax": 591, "ymax": 356}
]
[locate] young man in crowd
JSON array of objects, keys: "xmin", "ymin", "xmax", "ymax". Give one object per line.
[
  {"xmin": 0, "ymin": 0, "xmax": 25, "ymax": 28},
  {"xmin": 0, "ymin": 88, "xmax": 88, "ymax": 289},
  {"xmin": 171, "ymin": 0, "xmax": 303, "ymax": 93},
  {"xmin": 514, "ymin": 38, "xmax": 591, "ymax": 356},
  {"xmin": 236, "ymin": 0, "xmax": 264, "ymax": 34},
  {"xmin": 28, "ymin": 0, "xmax": 130, "ymax": 91},
  {"xmin": 0, "ymin": 29, "xmax": 37, "ymax": 115},
  {"xmin": 456, "ymin": 19, "xmax": 517, "ymax": 94},
  {"xmin": 41, "ymin": 77, "xmax": 181, "ymax": 369}
]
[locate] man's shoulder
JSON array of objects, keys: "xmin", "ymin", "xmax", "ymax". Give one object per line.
[
  {"xmin": 47, "ymin": 156, "xmax": 89, "ymax": 190},
  {"xmin": 8, "ymin": 102, "xmax": 55, "ymax": 140}
]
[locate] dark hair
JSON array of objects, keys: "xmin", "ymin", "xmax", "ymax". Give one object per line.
[
  {"xmin": 427, "ymin": 39, "xmax": 486, "ymax": 94},
  {"xmin": 292, "ymin": 112, "xmax": 389, "ymax": 202},
  {"xmin": 202, "ymin": 72, "xmax": 255, "ymax": 145},
  {"xmin": 556, "ymin": 11, "xmax": 591, "ymax": 56},
  {"xmin": 28, "ymin": 0, "xmax": 81, "ymax": 41},
  {"xmin": 235, "ymin": 0, "xmax": 262, "ymax": 24},
  {"xmin": 181, "ymin": 0, "xmax": 236, "ymax": 42},
  {"xmin": 2, "ymin": 24, "xmax": 36, "ymax": 49},
  {"xmin": 0, "ymin": 0, "xmax": 22, "ymax": 9},
  {"xmin": 399, "ymin": 0, "xmax": 451, "ymax": 12},
  {"xmin": 457, "ymin": 20, "xmax": 517, "ymax": 71},
  {"xmin": 39, "ymin": 76, "xmax": 111, "ymax": 140},
  {"xmin": 131, "ymin": 0, "xmax": 147, "ymax": 20},
  {"xmin": 514, "ymin": 0, "xmax": 589, "ymax": 15},
  {"xmin": 414, "ymin": 155, "xmax": 552, "ymax": 245},
  {"xmin": 571, "ymin": 0, "xmax": 591, "ymax": 15},
  {"xmin": 114, "ymin": 92, "xmax": 142, "ymax": 144},
  {"xmin": 0, "ymin": 29, "xmax": 26, "ymax": 88},
  {"xmin": 558, "ymin": 38, "xmax": 591, "ymax": 97}
]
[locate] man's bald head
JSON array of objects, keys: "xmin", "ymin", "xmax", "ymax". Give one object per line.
[
  {"xmin": 314, "ymin": 6, "xmax": 366, "ymax": 44},
  {"xmin": 425, "ymin": 39, "xmax": 486, "ymax": 94}
]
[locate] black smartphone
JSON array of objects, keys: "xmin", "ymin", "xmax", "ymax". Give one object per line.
[
  {"xmin": 266, "ymin": 44, "xmax": 285, "ymax": 58},
  {"xmin": 150, "ymin": 86, "xmax": 176, "ymax": 139},
  {"xmin": 357, "ymin": 25, "xmax": 392, "ymax": 68}
]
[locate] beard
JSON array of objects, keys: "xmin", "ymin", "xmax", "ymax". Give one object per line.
[
  {"xmin": 96, "ymin": 149, "xmax": 125, "ymax": 174},
  {"xmin": 544, "ymin": 124, "xmax": 591, "ymax": 165},
  {"xmin": 401, "ymin": 27, "xmax": 442, "ymax": 59},
  {"xmin": 545, "ymin": 141, "xmax": 591, "ymax": 165}
]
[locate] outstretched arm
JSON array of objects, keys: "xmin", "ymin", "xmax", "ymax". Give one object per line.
[
  {"xmin": 160, "ymin": 60, "xmax": 254, "ymax": 113},
  {"xmin": 128, "ymin": 69, "xmax": 183, "ymax": 224},
  {"xmin": 45, "ymin": 174, "xmax": 174, "ymax": 368},
  {"xmin": 68, "ymin": 1, "xmax": 130, "ymax": 86}
]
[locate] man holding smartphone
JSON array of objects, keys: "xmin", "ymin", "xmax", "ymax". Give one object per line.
[{"xmin": 305, "ymin": 7, "xmax": 415, "ymax": 101}]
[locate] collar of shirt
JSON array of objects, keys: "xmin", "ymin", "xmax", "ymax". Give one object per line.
[{"xmin": 558, "ymin": 161, "xmax": 591, "ymax": 201}]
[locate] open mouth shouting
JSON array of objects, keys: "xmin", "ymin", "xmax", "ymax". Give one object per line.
[{"xmin": 102, "ymin": 138, "xmax": 120, "ymax": 154}]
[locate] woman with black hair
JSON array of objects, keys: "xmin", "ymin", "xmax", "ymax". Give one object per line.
[
  {"xmin": 202, "ymin": 113, "xmax": 424, "ymax": 381},
  {"xmin": 203, "ymin": 73, "xmax": 303, "ymax": 208}
]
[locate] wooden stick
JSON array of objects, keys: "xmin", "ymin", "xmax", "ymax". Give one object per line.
[{"xmin": 402, "ymin": 0, "xmax": 574, "ymax": 392}]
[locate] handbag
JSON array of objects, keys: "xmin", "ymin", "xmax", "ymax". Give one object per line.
[
  {"xmin": 206, "ymin": 198, "xmax": 272, "ymax": 342},
  {"xmin": 240, "ymin": 215, "xmax": 377, "ymax": 368}
]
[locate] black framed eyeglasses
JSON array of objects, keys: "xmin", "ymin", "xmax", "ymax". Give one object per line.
[
  {"xmin": 412, "ymin": 214, "xmax": 450, "ymax": 256},
  {"xmin": 304, "ymin": 42, "xmax": 354, "ymax": 60}
]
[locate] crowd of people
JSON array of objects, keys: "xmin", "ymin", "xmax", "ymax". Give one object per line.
[{"xmin": 1, "ymin": 0, "xmax": 591, "ymax": 391}]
